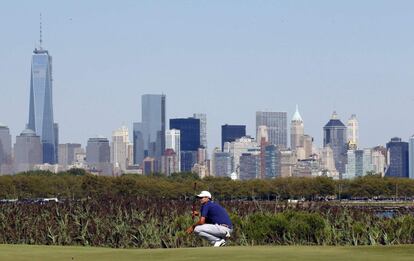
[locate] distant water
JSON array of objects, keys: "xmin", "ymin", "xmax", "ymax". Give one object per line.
[{"xmin": 375, "ymin": 210, "xmax": 396, "ymax": 218}]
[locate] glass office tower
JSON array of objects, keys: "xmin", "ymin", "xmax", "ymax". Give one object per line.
[
  {"xmin": 323, "ymin": 112, "xmax": 347, "ymax": 174},
  {"xmin": 27, "ymin": 47, "xmax": 56, "ymax": 164},
  {"xmin": 256, "ymin": 111, "xmax": 287, "ymax": 149},
  {"xmin": 221, "ymin": 124, "xmax": 246, "ymax": 151},
  {"xmin": 386, "ymin": 137, "xmax": 409, "ymax": 178}
]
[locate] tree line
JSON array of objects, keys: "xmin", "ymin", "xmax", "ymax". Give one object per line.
[{"xmin": 0, "ymin": 170, "xmax": 413, "ymax": 200}]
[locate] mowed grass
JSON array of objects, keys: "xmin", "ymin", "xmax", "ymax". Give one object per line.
[{"xmin": 1, "ymin": 244, "xmax": 414, "ymax": 261}]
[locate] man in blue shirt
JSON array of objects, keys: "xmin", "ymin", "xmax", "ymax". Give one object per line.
[{"xmin": 186, "ymin": 191, "xmax": 233, "ymax": 247}]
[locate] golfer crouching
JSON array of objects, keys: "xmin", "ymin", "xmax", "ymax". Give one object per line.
[{"xmin": 186, "ymin": 191, "xmax": 233, "ymax": 247}]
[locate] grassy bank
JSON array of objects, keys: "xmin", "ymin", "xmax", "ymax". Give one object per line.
[{"xmin": 1, "ymin": 245, "xmax": 414, "ymax": 261}]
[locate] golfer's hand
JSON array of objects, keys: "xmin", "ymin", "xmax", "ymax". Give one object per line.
[{"xmin": 186, "ymin": 226, "xmax": 194, "ymax": 234}]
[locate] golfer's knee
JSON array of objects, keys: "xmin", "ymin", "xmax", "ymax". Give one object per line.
[{"xmin": 194, "ymin": 225, "xmax": 204, "ymax": 235}]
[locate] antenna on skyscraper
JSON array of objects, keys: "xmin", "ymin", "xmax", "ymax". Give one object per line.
[{"xmin": 39, "ymin": 13, "xmax": 43, "ymax": 49}]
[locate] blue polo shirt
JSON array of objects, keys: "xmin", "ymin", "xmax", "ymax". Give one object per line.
[{"xmin": 200, "ymin": 201, "xmax": 233, "ymax": 229}]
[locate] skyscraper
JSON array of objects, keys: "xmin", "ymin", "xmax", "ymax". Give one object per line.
[
  {"xmin": 54, "ymin": 123, "xmax": 59, "ymax": 163},
  {"xmin": 170, "ymin": 118, "xmax": 200, "ymax": 171},
  {"xmin": 372, "ymin": 149, "xmax": 386, "ymax": 176},
  {"xmin": 133, "ymin": 122, "xmax": 144, "ymax": 165},
  {"xmin": 386, "ymin": 137, "xmax": 409, "ymax": 178},
  {"xmin": 142, "ymin": 94, "xmax": 166, "ymax": 159},
  {"xmin": 0, "ymin": 124, "xmax": 12, "ymax": 174},
  {"xmin": 226, "ymin": 136, "xmax": 260, "ymax": 177},
  {"xmin": 170, "ymin": 118, "xmax": 200, "ymax": 151},
  {"xmin": 165, "ymin": 129, "xmax": 181, "ymax": 172},
  {"xmin": 345, "ymin": 149, "xmax": 364, "ymax": 179},
  {"xmin": 27, "ymin": 35, "xmax": 57, "ymax": 164},
  {"xmin": 256, "ymin": 111, "xmax": 287, "ymax": 148},
  {"xmin": 212, "ymin": 149, "xmax": 231, "ymax": 178},
  {"xmin": 133, "ymin": 94, "xmax": 166, "ymax": 164},
  {"xmin": 319, "ymin": 147, "xmax": 338, "ymax": 176},
  {"xmin": 290, "ymin": 105, "xmax": 304, "ymax": 150},
  {"xmin": 143, "ymin": 157, "xmax": 157, "ymax": 175},
  {"xmin": 257, "ymin": 125, "xmax": 269, "ymax": 179},
  {"xmin": 14, "ymin": 128, "xmax": 43, "ymax": 173},
  {"xmin": 323, "ymin": 112, "xmax": 347, "ymax": 175},
  {"xmin": 161, "ymin": 148, "xmax": 179, "ymax": 176},
  {"xmin": 58, "ymin": 143, "xmax": 81, "ymax": 169},
  {"xmin": 221, "ymin": 124, "xmax": 246, "ymax": 151},
  {"xmin": 347, "ymin": 114, "xmax": 359, "ymax": 150},
  {"xmin": 86, "ymin": 137, "xmax": 111, "ymax": 176},
  {"xmin": 280, "ymin": 149, "xmax": 296, "ymax": 177},
  {"xmin": 111, "ymin": 126, "xmax": 131, "ymax": 172},
  {"xmin": 409, "ymin": 136, "xmax": 414, "ymax": 179},
  {"xmin": 239, "ymin": 153, "xmax": 260, "ymax": 180},
  {"xmin": 193, "ymin": 113, "xmax": 207, "ymax": 150},
  {"xmin": 302, "ymin": 135, "xmax": 313, "ymax": 159},
  {"xmin": 265, "ymin": 145, "xmax": 281, "ymax": 179}
]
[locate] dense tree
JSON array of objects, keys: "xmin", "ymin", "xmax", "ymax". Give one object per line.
[{"xmin": 0, "ymin": 172, "xmax": 414, "ymax": 200}]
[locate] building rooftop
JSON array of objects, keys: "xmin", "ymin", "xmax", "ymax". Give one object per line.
[
  {"xmin": 20, "ymin": 128, "xmax": 37, "ymax": 136},
  {"xmin": 324, "ymin": 119, "xmax": 346, "ymax": 128},
  {"xmin": 324, "ymin": 111, "xmax": 345, "ymax": 127},
  {"xmin": 291, "ymin": 105, "xmax": 303, "ymax": 122}
]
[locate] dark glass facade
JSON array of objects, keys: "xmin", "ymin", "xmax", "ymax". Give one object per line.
[
  {"xmin": 386, "ymin": 137, "xmax": 409, "ymax": 178},
  {"xmin": 355, "ymin": 150, "xmax": 364, "ymax": 177},
  {"xmin": 323, "ymin": 116, "xmax": 347, "ymax": 174},
  {"xmin": 265, "ymin": 145, "xmax": 281, "ymax": 178},
  {"xmin": 170, "ymin": 118, "xmax": 200, "ymax": 172},
  {"xmin": 180, "ymin": 151, "xmax": 197, "ymax": 172},
  {"xmin": 133, "ymin": 94, "xmax": 166, "ymax": 165},
  {"xmin": 170, "ymin": 118, "xmax": 200, "ymax": 151},
  {"xmin": 221, "ymin": 124, "xmax": 246, "ymax": 151},
  {"xmin": 27, "ymin": 48, "xmax": 56, "ymax": 164}
]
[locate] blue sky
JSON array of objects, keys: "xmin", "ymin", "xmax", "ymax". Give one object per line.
[{"xmin": 1, "ymin": 1, "xmax": 414, "ymax": 149}]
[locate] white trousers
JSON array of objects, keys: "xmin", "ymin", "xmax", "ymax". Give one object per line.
[{"xmin": 194, "ymin": 224, "xmax": 232, "ymax": 244}]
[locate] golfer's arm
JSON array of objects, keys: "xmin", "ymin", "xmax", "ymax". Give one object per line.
[{"xmin": 192, "ymin": 216, "xmax": 206, "ymax": 229}]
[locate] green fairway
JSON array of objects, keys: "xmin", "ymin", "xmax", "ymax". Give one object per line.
[{"xmin": 1, "ymin": 244, "xmax": 414, "ymax": 261}]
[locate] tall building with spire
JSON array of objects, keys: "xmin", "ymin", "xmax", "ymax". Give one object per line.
[
  {"xmin": 27, "ymin": 16, "xmax": 57, "ymax": 164},
  {"xmin": 323, "ymin": 111, "xmax": 347, "ymax": 175},
  {"xmin": 290, "ymin": 105, "xmax": 304, "ymax": 150},
  {"xmin": 347, "ymin": 114, "xmax": 359, "ymax": 150}
]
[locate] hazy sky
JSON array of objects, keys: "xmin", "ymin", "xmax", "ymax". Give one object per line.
[{"xmin": 1, "ymin": 1, "xmax": 414, "ymax": 150}]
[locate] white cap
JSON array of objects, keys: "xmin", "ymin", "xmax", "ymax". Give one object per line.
[{"xmin": 197, "ymin": 191, "xmax": 212, "ymax": 198}]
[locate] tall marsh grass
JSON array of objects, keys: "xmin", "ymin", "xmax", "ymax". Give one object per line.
[{"xmin": 0, "ymin": 198, "xmax": 413, "ymax": 248}]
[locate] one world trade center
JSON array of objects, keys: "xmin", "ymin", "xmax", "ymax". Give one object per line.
[{"xmin": 27, "ymin": 25, "xmax": 57, "ymax": 164}]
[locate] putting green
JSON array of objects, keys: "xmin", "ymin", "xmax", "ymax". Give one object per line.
[{"xmin": 1, "ymin": 244, "xmax": 414, "ymax": 261}]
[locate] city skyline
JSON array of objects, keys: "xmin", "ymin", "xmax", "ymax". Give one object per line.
[{"xmin": 1, "ymin": 1, "xmax": 414, "ymax": 150}]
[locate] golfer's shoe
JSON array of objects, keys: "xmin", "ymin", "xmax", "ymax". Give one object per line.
[
  {"xmin": 225, "ymin": 230, "xmax": 231, "ymax": 238},
  {"xmin": 213, "ymin": 239, "xmax": 226, "ymax": 247}
]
